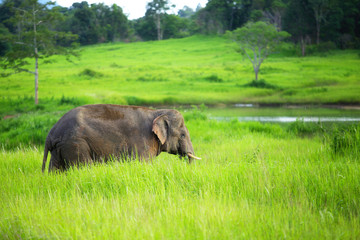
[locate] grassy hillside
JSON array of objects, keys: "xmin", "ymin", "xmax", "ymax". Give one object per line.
[{"xmin": 1, "ymin": 35, "xmax": 360, "ymax": 106}]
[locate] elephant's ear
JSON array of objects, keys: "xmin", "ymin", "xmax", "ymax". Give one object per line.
[{"xmin": 152, "ymin": 114, "xmax": 168, "ymax": 145}]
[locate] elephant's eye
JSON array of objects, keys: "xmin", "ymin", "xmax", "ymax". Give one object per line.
[{"xmin": 181, "ymin": 134, "xmax": 186, "ymax": 139}]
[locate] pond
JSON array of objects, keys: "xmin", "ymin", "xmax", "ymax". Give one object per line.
[{"xmin": 205, "ymin": 104, "xmax": 360, "ymax": 123}]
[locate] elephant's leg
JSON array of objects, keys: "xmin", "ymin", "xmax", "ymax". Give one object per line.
[
  {"xmin": 60, "ymin": 139, "xmax": 92, "ymax": 169},
  {"xmin": 48, "ymin": 153, "xmax": 65, "ymax": 173}
]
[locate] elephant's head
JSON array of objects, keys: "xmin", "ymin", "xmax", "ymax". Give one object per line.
[{"xmin": 152, "ymin": 110, "xmax": 201, "ymax": 163}]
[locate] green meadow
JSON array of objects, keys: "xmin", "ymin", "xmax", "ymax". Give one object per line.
[
  {"xmin": 1, "ymin": 35, "xmax": 360, "ymax": 106},
  {"xmin": 1, "ymin": 36, "xmax": 360, "ymax": 239},
  {"xmin": 1, "ymin": 117, "xmax": 360, "ymax": 239}
]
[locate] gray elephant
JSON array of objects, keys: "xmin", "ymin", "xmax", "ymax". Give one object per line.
[{"xmin": 42, "ymin": 104, "xmax": 201, "ymax": 172}]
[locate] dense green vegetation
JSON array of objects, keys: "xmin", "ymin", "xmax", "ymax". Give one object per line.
[
  {"xmin": 1, "ymin": 36, "xmax": 360, "ymax": 108},
  {"xmin": 1, "ymin": 113, "xmax": 360, "ymax": 239}
]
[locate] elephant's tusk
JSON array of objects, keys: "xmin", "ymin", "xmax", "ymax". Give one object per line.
[{"xmin": 187, "ymin": 153, "xmax": 201, "ymax": 160}]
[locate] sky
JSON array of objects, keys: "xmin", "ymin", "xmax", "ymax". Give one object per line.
[{"xmin": 54, "ymin": 0, "xmax": 208, "ymax": 20}]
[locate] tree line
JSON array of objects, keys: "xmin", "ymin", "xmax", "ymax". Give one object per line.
[{"xmin": 1, "ymin": 0, "xmax": 359, "ymax": 50}]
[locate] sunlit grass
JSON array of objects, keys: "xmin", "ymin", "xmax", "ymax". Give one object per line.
[
  {"xmin": 1, "ymin": 119, "xmax": 359, "ymax": 239},
  {"xmin": 1, "ymin": 35, "xmax": 360, "ymax": 105}
]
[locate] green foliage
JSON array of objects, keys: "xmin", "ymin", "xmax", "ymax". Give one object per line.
[
  {"xmin": 287, "ymin": 119, "xmax": 324, "ymax": 136},
  {"xmin": 243, "ymin": 79, "xmax": 279, "ymax": 89},
  {"xmin": 136, "ymin": 75, "xmax": 168, "ymax": 82},
  {"xmin": 1, "ymin": 118, "xmax": 360, "ymax": 238},
  {"xmin": 59, "ymin": 95, "xmax": 82, "ymax": 106},
  {"xmin": 79, "ymin": 68, "xmax": 104, "ymax": 78},
  {"xmin": 306, "ymin": 41, "xmax": 337, "ymax": 56},
  {"xmin": 0, "ymin": 112, "xmax": 61, "ymax": 149},
  {"xmin": 1, "ymin": 36, "xmax": 360, "ymax": 105},
  {"xmin": 241, "ymin": 121, "xmax": 286, "ymax": 138},
  {"xmin": 0, "ymin": 0, "xmax": 79, "ymax": 72},
  {"xmin": 204, "ymin": 74, "xmax": 223, "ymax": 83},
  {"xmin": 330, "ymin": 124, "xmax": 360, "ymax": 156},
  {"xmin": 228, "ymin": 21, "xmax": 290, "ymax": 81},
  {"xmin": 124, "ymin": 96, "xmax": 148, "ymax": 106},
  {"xmin": 184, "ymin": 104, "xmax": 208, "ymax": 121}
]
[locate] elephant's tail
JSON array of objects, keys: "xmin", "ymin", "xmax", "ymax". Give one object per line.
[{"xmin": 42, "ymin": 142, "xmax": 49, "ymax": 173}]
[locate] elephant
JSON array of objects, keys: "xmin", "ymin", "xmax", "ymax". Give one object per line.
[{"xmin": 42, "ymin": 104, "xmax": 201, "ymax": 172}]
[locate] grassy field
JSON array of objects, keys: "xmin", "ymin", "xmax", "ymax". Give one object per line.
[
  {"xmin": 1, "ymin": 35, "xmax": 360, "ymax": 106},
  {"xmin": 1, "ymin": 36, "xmax": 360, "ymax": 239},
  {"xmin": 1, "ymin": 117, "xmax": 360, "ymax": 239}
]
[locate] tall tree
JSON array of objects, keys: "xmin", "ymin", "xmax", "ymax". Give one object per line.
[
  {"xmin": 178, "ymin": 6, "xmax": 194, "ymax": 18},
  {"xmin": 309, "ymin": 0, "xmax": 330, "ymax": 44},
  {"xmin": 146, "ymin": 0, "xmax": 174, "ymax": 40},
  {"xmin": 227, "ymin": 21, "xmax": 290, "ymax": 81},
  {"xmin": 283, "ymin": 0, "xmax": 313, "ymax": 56},
  {"xmin": 0, "ymin": 0, "xmax": 78, "ymax": 104},
  {"xmin": 263, "ymin": 0, "xmax": 288, "ymax": 31},
  {"xmin": 195, "ymin": 0, "xmax": 252, "ymax": 34},
  {"xmin": 69, "ymin": 2, "xmax": 98, "ymax": 45}
]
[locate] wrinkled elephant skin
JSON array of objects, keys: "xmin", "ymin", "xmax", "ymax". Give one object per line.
[{"xmin": 42, "ymin": 104, "xmax": 200, "ymax": 172}]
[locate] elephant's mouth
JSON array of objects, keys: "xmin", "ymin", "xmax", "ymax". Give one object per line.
[{"xmin": 178, "ymin": 152, "xmax": 201, "ymax": 162}]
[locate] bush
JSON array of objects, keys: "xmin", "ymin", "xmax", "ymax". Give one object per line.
[
  {"xmin": 243, "ymin": 79, "xmax": 279, "ymax": 89},
  {"xmin": 204, "ymin": 75, "xmax": 223, "ymax": 83},
  {"xmin": 59, "ymin": 95, "xmax": 81, "ymax": 106},
  {"xmin": 330, "ymin": 124, "xmax": 360, "ymax": 156},
  {"xmin": 79, "ymin": 68, "xmax": 104, "ymax": 78},
  {"xmin": 124, "ymin": 96, "xmax": 147, "ymax": 105},
  {"xmin": 287, "ymin": 119, "xmax": 324, "ymax": 136},
  {"xmin": 136, "ymin": 76, "xmax": 168, "ymax": 82},
  {"xmin": 184, "ymin": 104, "xmax": 208, "ymax": 121},
  {"xmin": 307, "ymin": 42, "xmax": 337, "ymax": 55},
  {"xmin": 244, "ymin": 121, "xmax": 285, "ymax": 137}
]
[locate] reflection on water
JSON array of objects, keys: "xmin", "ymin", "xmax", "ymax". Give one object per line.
[
  {"xmin": 211, "ymin": 116, "xmax": 360, "ymax": 122},
  {"xmin": 206, "ymin": 104, "xmax": 360, "ymax": 123}
]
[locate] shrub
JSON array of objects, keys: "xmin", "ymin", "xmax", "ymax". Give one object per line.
[
  {"xmin": 330, "ymin": 124, "xmax": 360, "ymax": 156},
  {"xmin": 287, "ymin": 119, "xmax": 324, "ymax": 136},
  {"xmin": 79, "ymin": 68, "xmax": 104, "ymax": 78},
  {"xmin": 243, "ymin": 79, "xmax": 279, "ymax": 89},
  {"xmin": 244, "ymin": 121, "xmax": 285, "ymax": 137},
  {"xmin": 184, "ymin": 104, "xmax": 208, "ymax": 121},
  {"xmin": 307, "ymin": 42, "xmax": 337, "ymax": 56},
  {"xmin": 59, "ymin": 95, "xmax": 81, "ymax": 106},
  {"xmin": 204, "ymin": 75, "xmax": 223, "ymax": 83},
  {"xmin": 125, "ymin": 96, "xmax": 147, "ymax": 105},
  {"xmin": 136, "ymin": 76, "xmax": 168, "ymax": 82}
]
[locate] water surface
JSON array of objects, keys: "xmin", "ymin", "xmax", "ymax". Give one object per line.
[{"xmin": 205, "ymin": 104, "xmax": 360, "ymax": 123}]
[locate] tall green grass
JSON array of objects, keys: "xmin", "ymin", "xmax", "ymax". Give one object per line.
[{"xmin": 1, "ymin": 118, "xmax": 359, "ymax": 239}]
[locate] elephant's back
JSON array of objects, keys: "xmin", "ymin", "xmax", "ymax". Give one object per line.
[
  {"xmin": 48, "ymin": 104, "xmax": 156, "ymax": 143},
  {"xmin": 47, "ymin": 106, "xmax": 85, "ymax": 140}
]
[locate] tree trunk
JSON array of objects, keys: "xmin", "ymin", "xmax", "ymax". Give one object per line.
[
  {"xmin": 313, "ymin": 5, "xmax": 324, "ymax": 45},
  {"xmin": 33, "ymin": 4, "xmax": 39, "ymax": 105},
  {"xmin": 316, "ymin": 20, "xmax": 320, "ymax": 45},
  {"xmin": 254, "ymin": 66, "xmax": 259, "ymax": 81},
  {"xmin": 34, "ymin": 55, "xmax": 38, "ymax": 105},
  {"xmin": 156, "ymin": 14, "xmax": 162, "ymax": 40},
  {"xmin": 300, "ymin": 36, "xmax": 306, "ymax": 57}
]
